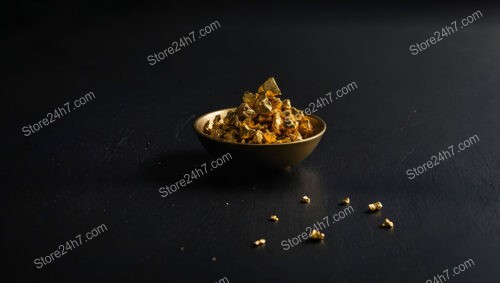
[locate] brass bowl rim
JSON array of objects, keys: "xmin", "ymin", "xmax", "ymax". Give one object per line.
[{"xmin": 193, "ymin": 107, "xmax": 327, "ymax": 146}]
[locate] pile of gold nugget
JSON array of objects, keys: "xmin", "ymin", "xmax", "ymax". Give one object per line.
[{"xmin": 203, "ymin": 77, "xmax": 315, "ymax": 144}]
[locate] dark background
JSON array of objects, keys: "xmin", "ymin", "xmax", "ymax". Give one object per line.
[{"xmin": 2, "ymin": 1, "xmax": 499, "ymax": 282}]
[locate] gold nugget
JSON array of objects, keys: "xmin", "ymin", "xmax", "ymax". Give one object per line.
[
  {"xmin": 253, "ymin": 238, "xmax": 266, "ymax": 247},
  {"xmin": 342, "ymin": 197, "xmax": 350, "ymax": 205},
  {"xmin": 381, "ymin": 218, "xmax": 394, "ymax": 229},
  {"xmin": 368, "ymin": 201, "xmax": 383, "ymax": 212},
  {"xmin": 203, "ymin": 78, "xmax": 315, "ymax": 144},
  {"xmin": 309, "ymin": 229, "xmax": 325, "ymax": 241},
  {"xmin": 301, "ymin": 196, "xmax": 311, "ymax": 204},
  {"xmin": 269, "ymin": 215, "xmax": 279, "ymax": 222}
]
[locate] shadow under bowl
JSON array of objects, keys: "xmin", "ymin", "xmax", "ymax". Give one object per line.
[{"xmin": 193, "ymin": 108, "xmax": 327, "ymax": 169}]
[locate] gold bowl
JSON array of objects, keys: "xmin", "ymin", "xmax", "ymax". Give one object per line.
[{"xmin": 193, "ymin": 108, "xmax": 326, "ymax": 169}]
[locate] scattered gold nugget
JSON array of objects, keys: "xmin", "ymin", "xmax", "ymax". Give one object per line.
[
  {"xmin": 269, "ymin": 215, "xmax": 279, "ymax": 222},
  {"xmin": 309, "ymin": 229, "xmax": 325, "ymax": 241},
  {"xmin": 342, "ymin": 197, "xmax": 350, "ymax": 205},
  {"xmin": 381, "ymin": 218, "xmax": 394, "ymax": 229},
  {"xmin": 301, "ymin": 196, "xmax": 311, "ymax": 204},
  {"xmin": 368, "ymin": 201, "xmax": 383, "ymax": 212},
  {"xmin": 203, "ymin": 77, "xmax": 315, "ymax": 144},
  {"xmin": 253, "ymin": 238, "xmax": 266, "ymax": 247}
]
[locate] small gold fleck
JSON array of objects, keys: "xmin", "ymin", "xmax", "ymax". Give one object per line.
[
  {"xmin": 309, "ymin": 229, "xmax": 325, "ymax": 241},
  {"xmin": 253, "ymin": 238, "xmax": 266, "ymax": 247},
  {"xmin": 368, "ymin": 201, "xmax": 383, "ymax": 212},
  {"xmin": 301, "ymin": 196, "xmax": 311, "ymax": 204},
  {"xmin": 381, "ymin": 218, "xmax": 394, "ymax": 229},
  {"xmin": 342, "ymin": 197, "xmax": 350, "ymax": 205},
  {"xmin": 269, "ymin": 215, "xmax": 279, "ymax": 222}
]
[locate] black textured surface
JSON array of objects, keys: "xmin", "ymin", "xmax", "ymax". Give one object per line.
[{"xmin": 2, "ymin": 2, "xmax": 499, "ymax": 282}]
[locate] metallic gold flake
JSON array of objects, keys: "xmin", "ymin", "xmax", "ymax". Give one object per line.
[
  {"xmin": 253, "ymin": 238, "xmax": 266, "ymax": 247},
  {"xmin": 368, "ymin": 201, "xmax": 383, "ymax": 212},
  {"xmin": 269, "ymin": 215, "xmax": 279, "ymax": 222},
  {"xmin": 309, "ymin": 229, "xmax": 325, "ymax": 241},
  {"xmin": 342, "ymin": 197, "xmax": 350, "ymax": 205},
  {"xmin": 381, "ymin": 218, "xmax": 394, "ymax": 229}
]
